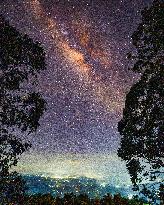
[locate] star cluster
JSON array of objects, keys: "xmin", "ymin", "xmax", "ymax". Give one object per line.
[{"xmin": 0, "ymin": 0, "xmax": 151, "ymax": 155}]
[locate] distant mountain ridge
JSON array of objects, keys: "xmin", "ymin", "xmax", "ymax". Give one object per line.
[{"xmin": 23, "ymin": 174, "xmax": 134, "ymax": 198}]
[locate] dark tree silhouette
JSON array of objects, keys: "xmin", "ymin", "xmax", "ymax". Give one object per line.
[
  {"xmin": 0, "ymin": 16, "xmax": 46, "ymax": 203},
  {"xmin": 24, "ymin": 193, "xmax": 145, "ymax": 205},
  {"xmin": 117, "ymin": 0, "xmax": 164, "ymax": 203}
]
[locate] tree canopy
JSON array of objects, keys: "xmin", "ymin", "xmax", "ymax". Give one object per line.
[
  {"xmin": 118, "ymin": 0, "xmax": 164, "ymax": 203},
  {"xmin": 0, "ymin": 16, "xmax": 46, "ymax": 204}
]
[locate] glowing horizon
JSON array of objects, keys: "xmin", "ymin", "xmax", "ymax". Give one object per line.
[{"xmin": 11, "ymin": 151, "xmax": 131, "ymax": 187}]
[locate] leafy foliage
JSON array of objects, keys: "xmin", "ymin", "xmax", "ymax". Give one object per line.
[
  {"xmin": 0, "ymin": 172, "xmax": 26, "ymax": 205},
  {"xmin": 23, "ymin": 193, "xmax": 146, "ymax": 205},
  {"xmin": 118, "ymin": 0, "xmax": 164, "ymax": 203},
  {"xmin": 0, "ymin": 15, "xmax": 46, "ymax": 203},
  {"xmin": 127, "ymin": 0, "xmax": 164, "ymax": 73}
]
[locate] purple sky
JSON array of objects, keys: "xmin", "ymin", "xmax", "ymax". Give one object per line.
[{"xmin": 0, "ymin": 0, "xmax": 152, "ymax": 154}]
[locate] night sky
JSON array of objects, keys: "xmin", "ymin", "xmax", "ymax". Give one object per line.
[{"xmin": 0, "ymin": 0, "xmax": 152, "ymax": 183}]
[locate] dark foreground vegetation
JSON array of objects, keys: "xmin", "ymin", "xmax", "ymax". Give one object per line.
[
  {"xmin": 117, "ymin": 0, "xmax": 164, "ymax": 204},
  {"xmin": 10, "ymin": 193, "xmax": 148, "ymax": 205},
  {"xmin": 0, "ymin": 0, "xmax": 163, "ymax": 204}
]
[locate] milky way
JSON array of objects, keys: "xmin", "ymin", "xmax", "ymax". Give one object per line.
[{"xmin": 0, "ymin": 1, "xmax": 151, "ymax": 156}]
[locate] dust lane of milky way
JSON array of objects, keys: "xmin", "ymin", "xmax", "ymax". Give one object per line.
[
  {"xmin": 0, "ymin": 0, "xmax": 151, "ymax": 154},
  {"xmin": 25, "ymin": 0, "xmax": 124, "ymax": 113}
]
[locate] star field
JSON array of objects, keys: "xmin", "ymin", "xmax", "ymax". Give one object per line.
[{"xmin": 0, "ymin": 0, "xmax": 152, "ymax": 168}]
